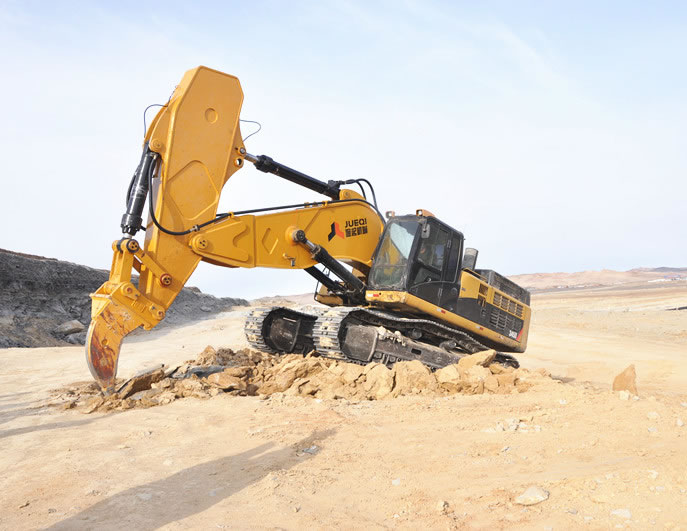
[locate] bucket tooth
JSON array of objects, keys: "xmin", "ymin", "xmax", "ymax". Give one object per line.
[{"xmin": 85, "ymin": 301, "xmax": 142, "ymax": 393}]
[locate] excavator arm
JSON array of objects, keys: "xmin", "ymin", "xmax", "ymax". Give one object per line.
[{"xmin": 86, "ymin": 66, "xmax": 384, "ymax": 392}]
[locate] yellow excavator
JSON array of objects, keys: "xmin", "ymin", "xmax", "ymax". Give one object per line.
[{"xmin": 86, "ymin": 66, "xmax": 531, "ymax": 392}]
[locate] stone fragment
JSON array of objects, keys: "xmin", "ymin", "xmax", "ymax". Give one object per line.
[
  {"xmin": 457, "ymin": 350, "xmax": 497, "ymax": 370},
  {"xmin": 176, "ymin": 377, "xmax": 205, "ymax": 397},
  {"xmin": 392, "ymin": 361, "xmax": 437, "ymax": 396},
  {"xmin": 618, "ymin": 390, "xmax": 630, "ymax": 400},
  {"xmin": 612, "ymin": 364, "xmax": 638, "ymax": 395},
  {"xmin": 118, "ymin": 368, "xmax": 166, "ymax": 399},
  {"xmin": 610, "ymin": 508, "xmax": 631, "ymax": 519},
  {"xmin": 65, "ymin": 331, "xmax": 87, "ymax": 345},
  {"xmin": 488, "ymin": 363, "xmax": 513, "ymax": 375},
  {"xmin": 436, "ymin": 364, "xmax": 461, "ymax": 384},
  {"xmin": 363, "ymin": 364, "xmax": 395, "ymax": 399},
  {"xmin": 54, "ymin": 319, "xmax": 85, "ymax": 336},
  {"xmin": 206, "ymin": 371, "xmax": 247, "ymax": 391},
  {"xmin": 514, "ymin": 485, "xmax": 549, "ymax": 506},
  {"xmin": 464, "ymin": 365, "xmax": 491, "ymax": 383},
  {"xmin": 647, "ymin": 411, "xmax": 660, "ymax": 420},
  {"xmin": 677, "ymin": 418, "xmax": 684, "ymax": 427},
  {"xmin": 484, "ymin": 375, "xmax": 499, "ymax": 393},
  {"xmin": 341, "ymin": 363, "xmax": 364, "ymax": 385},
  {"xmin": 496, "ymin": 372, "xmax": 516, "ymax": 389},
  {"xmin": 196, "ymin": 345, "xmax": 218, "ymax": 365},
  {"xmin": 436, "ymin": 500, "xmax": 449, "ymax": 513}
]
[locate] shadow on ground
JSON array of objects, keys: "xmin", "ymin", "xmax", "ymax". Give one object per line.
[{"xmin": 48, "ymin": 428, "xmax": 336, "ymax": 530}]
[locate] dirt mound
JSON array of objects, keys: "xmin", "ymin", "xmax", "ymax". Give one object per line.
[
  {"xmin": 48, "ymin": 347, "xmax": 555, "ymax": 413},
  {"xmin": 0, "ymin": 248, "xmax": 248, "ymax": 348}
]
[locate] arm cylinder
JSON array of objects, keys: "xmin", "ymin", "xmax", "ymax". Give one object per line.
[{"xmin": 244, "ymin": 151, "xmax": 340, "ymax": 200}]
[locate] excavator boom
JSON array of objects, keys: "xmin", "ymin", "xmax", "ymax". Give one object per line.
[{"xmin": 86, "ymin": 66, "xmax": 383, "ymax": 392}]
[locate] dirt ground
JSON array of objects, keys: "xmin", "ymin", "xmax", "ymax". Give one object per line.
[{"xmin": 1, "ymin": 282, "xmax": 686, "ymax": 530}]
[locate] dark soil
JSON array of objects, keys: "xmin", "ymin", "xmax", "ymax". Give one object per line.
[{"xmin": 0, "ymin": 248, "xmax": 248, "ymax": 348}]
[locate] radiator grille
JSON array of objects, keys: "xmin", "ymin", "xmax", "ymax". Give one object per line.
[{"xmin": 493, "ymin": 292, "xmax": 524, "ymax": 318}]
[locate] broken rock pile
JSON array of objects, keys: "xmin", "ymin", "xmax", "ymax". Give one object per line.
[{"xmin": 52, "ymin": 347, "xmax": 553, "ymax": 413}]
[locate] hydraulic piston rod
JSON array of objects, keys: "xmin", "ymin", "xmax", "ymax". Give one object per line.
[{"xmin": 242, "ymin": 149, "xmax": 341, "ymax": 200}]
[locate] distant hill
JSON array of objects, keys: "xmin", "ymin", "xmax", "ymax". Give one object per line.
[{"xmin": 508, "ymin": 267, "xmax": 687, "ymax": 292}]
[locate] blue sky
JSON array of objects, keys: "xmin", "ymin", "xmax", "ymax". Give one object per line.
[{"xmin": 1, "ymin": 1, "xmax": 685, "ymax": 298}]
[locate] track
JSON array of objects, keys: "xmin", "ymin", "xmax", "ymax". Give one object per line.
[{"xmin": 245, "ymin": 306, "xmax": 519, "ymax": 369}]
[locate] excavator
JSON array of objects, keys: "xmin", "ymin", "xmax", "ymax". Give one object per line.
[{"xmin": 86, "ymin": 66, "xmax": 531, "ymax": 393}]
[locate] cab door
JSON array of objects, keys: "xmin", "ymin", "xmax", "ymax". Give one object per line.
[
  {"xmin": 438, "ymin": 233, "xmax": 463, "ymax": 312},
  {"xmin": 407, "ymin": 219, "xmax": 463, "ymax": 311}
]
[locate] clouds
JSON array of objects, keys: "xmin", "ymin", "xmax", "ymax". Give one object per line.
[{"xmin": 0, "ymin": 1, "xmax": 684, "ymax": 298}]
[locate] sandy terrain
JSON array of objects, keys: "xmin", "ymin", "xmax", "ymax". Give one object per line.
[{"xmin": 1, "ymin": 281, "xmax": 686, "ymax": 529}]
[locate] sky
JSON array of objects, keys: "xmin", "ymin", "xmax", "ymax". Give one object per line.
[{"xmin": 0, "ymin": 1, "xmax": 685, "ymax": 299}]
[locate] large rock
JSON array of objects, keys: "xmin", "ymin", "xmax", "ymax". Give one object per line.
[
  {"xmin": 457, "ymin": 350, "xmax": 497, "ymax": 370},
  {"xmin": 392, "ymin": 360, "xmax": 437, "ymax": 396},
  {"xmin": 117, "ymin": 367, "xmax": 166, "ymax": 399},
  {"xmin": 612, "ymin": 364, "xmax": 638, "ymax": 395},
  {"xmin": 206, "ymin": 370, "xmax": 247, "ymax": 392},
  {"xmin": 435, "ymin": 364, "xmax": 464, "ymax": 393},
  {"xmin": 341, "ymin": 364, "xmax": 364, "ymax": 385},
  {"xmin": 363, "ymin": 364, "xmax": 395, "ymax": 399},
  {"xmin": 54, "ymin": 320, "xmax": 85, "ymax": 336}
]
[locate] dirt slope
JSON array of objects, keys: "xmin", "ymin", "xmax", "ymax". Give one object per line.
[
  {"xmin": 1, "ymin": 282, "xmax": 686, "ymax": 529},
  {"xmin": 0, "ymin": 249, "xmax": 247, "ymax": 348}
]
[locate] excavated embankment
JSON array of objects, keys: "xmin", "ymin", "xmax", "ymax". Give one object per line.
[{"xmin": 0, "ymin": 248, "xmax": 248, "ymax": 348}]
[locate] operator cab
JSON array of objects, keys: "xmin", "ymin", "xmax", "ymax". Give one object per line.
[{"xmin": 368, "ymin": 213, "xmax": 465, "ymax": 312}]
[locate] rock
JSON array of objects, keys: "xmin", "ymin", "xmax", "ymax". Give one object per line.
[
  {"xmin": 488, "ymin": 363, "xmax": 513, "ymax": 375},
  {"xmin": 612, "ymin": 364, "xmax": 638, "ymax": 395},
  {"xmin": 647, "ymin": 411, "xmax": 660, "ymax": 420},
  {"xmin": 363, "ymin": 364, "xmax": 395, "ymax": 399},
  {"xmin": 84, "ymin": 396, "xmax": 105, "ymax": 414},
  {"xmin": 206, "ymin": 371, "xmax": 247, "ymax": 391},
  {"xmin": 200, "ymin": 305, "xmax": 212, "ymax": 312},
  {"xmin": 436, "ymin": 500, "xmax": 449, "ymax": 513},
  {"xmin": 496, "ymin": 372, "xmax": 516, "ymax": 389},
  {"xmin": 464, "ymin": 365, "xmax": 491, "ymax": 384},
  {"xmin": 458, "ymin": 350, "xmax": 497, "ymax": 370},
  {"xmin": 196, "ymin": 345, "xmax": 218, "ymax": 365},
  {"xmin": 677, "ymin": 418, "xmax": 684, "ymax": 427},
  {"xmin": 340, "ymin": 363, "xmax": 364, "ymax": 385},
  {"xmin": 301, "ymin": 445, "xmax": 319, "ymax": 455},
  {"xmin": 65, "ymin": 331, "xmax": 87, "ymax": 345},
  {"xmin": 610, "ymin": 508, "xmax": 631, "ymax": 519},
  {"xmin": 392, "ymin": 361, "xmax": 437, "ymax": 396},
  {"xmin": 514, "ymin": 485, "xmax": 549, "ymax": 506},
  {"xmin": 176, "ymin": 377, "xmax": 206, "ymax": 397},
  {"xmin": 436, "ymin": 364, "xmax": 461, "ymax": 384},
  {"xmin": 118, "ymin": 367, "xmax": 166, "ymax": 399},
  {"xmin": 618, "ymin": 390, "xmax": 630, "ymax": 400},
  {"xmin": 53, "ymin": 319, "xmax": 85, "ymax": 336},
  {"xmin": 391, "ymin": 478, "xmax": 400, "ymax": 486},
  {"xmin": 484, "ymin": 375, "xmax": 499, "ymax": 393}
]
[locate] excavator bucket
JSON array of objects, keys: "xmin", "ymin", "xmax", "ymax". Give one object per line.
[{"xmin": 86, "ymin": 302, "xmax": 143, "ymax": 393}]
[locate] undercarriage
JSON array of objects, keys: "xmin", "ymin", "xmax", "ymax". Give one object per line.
[{"xmin": 244, "ymin": 306, "xmax": 519, "ymax": 369}]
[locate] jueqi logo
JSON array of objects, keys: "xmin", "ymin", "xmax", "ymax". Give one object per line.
[
  {"xmin": 328, "ymin": 218, "xmax": 369, "ymax": 241},
  {"xmin": 327, "ymin": 222, "xmax": 345, "ymax": 241}
]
